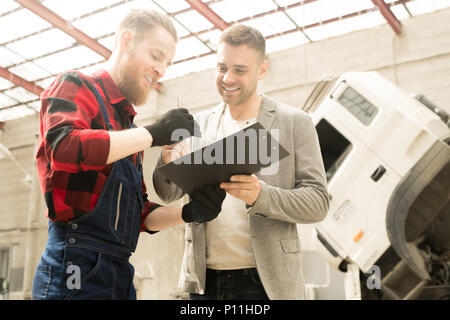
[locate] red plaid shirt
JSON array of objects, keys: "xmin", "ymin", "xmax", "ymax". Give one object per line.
[{"xmin": 36, "ymin": 69, "xmax": 160, "ymax": 232}]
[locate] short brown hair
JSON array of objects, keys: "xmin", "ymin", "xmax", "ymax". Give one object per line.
[
  {"xmin": 115, "ymin": 9, "xmax": 178, "ymax": 47},
  {"xmin": 219, "ymin": 24, "xmax": 266, "ymax": 61}
]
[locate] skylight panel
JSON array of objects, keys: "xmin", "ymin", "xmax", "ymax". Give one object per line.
[
  {"xmin": 0, "ymin": 47, "xmax": 26, "ymax": 68},
  {"xmin": 406, "ymin": 0, "xmax": 441, "ymax": 14},
  {"xmin": 241, "ymin": 0, "xmax": 278, "ymax": 16},
  {"xmin": 6, "ymin": 29, "xmax": 75, "ymax": 60},
  {"xmin": 287, "ymin": 0, "xmax": 374, "ymax": 27},
  {"xmin": 184, "ymin": 53, "xmax": 217, "ymax": 73},
  {"xmin": 273, "ymin": 0, "xmax": 305, "ymax": 6},
  {"xmin": 176, "ymin": 10, "xmax": 214, "ymax": 33},
  {"xmin": 266, "ymin": 31, "xmax": 309, "ymax": 54},
  {"xmin": 172, "ymin": 19, "xmax": 191, "ymax": 38},
  {"xmin": 162, "ymin": 53, "xmax": 216, "ymax": 81},
  {"xmin": 27, "ymin": 100, "xmax": 42, "ymax": 112},
  {"xmin": 76, "ymin": 61, "xmax": 108, "ymax": 76},
  {"xmin": 344, "ymin": 11, "xmax": 385, "ymax": 31},
  {"xmin": 42, "ymin": 0, "xmax": 126, "ymax": 21},
  {"xmin": 304, "ymin": 21, "xmax": 347, "ymax": 41},
  {"xmin": 172, "ymin": 37, "xmax": 211, "ymax": 62},
  {"xmin": 210, "ymin": 0, "xmax": 256, "ymax": 22},
  {"xmin": 304, "ymin": 11, "xmax": 384, "ymax": 41},
  {"xmin": 33, "ymin": 46, "xmax": 104, "ymax": 75},
  {"xmin": 0, "ymin": 93, "xmax": 17, "ymax": 108},
  {"xmin": 35, "ymin": 77, "xmax": 57, "ymax": 90},
  {"xmin": 434, "ymin": 0, "xmax": 450, "ymax": 10},
  {"xmin": 71, "ymin": 10, "xmax": 119, "ymax": 39},
  {"xmin": 334, "ymin": 0, "xmax": 375, "ymax": 16},
  {"xmin": 71, "ymin": 0, "xmax": 164, "ymax": 39},
  {"xmin": 152, "ymin": 0, "xmax": 191, "ymax": 13},
  {"xmin": 0, "ymin": 9, "xmax": 51, "ymax": 44},
  {"xmin": 198, "ymin": 30, "xmax": 222, "ymax": 49},
  {"xmin": 8, "ymin": 62, "xmax": 51, "ymax": 82},
  {"xmin": 98, "ymin": 35, "xmax": 116, "ymax": 51},
  {"xmin": 3, "ymin": 87, "xmax": 38, "ymax": 103},
  {"xmin": 244, "ymin": 11, "xmax": 296, "ymax": 37},
  {"xmin": 0, "ymin": 78, "xmax": 14, "ymax": 91},
  {"xmin": 389, "ymin": 4, "xmax": 411, "ymax": 19},
  {"xmin": 286, "ymin": 2, "xmax": 329, "ymax": 27},
  {"xmin": 0, "ymin": 0, "xmax": 20, "ymax": 16}
]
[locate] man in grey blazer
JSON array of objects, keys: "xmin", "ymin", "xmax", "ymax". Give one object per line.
[{"xmin": 153, "ymin": 24, "xmax": 330, "ymax": 300}]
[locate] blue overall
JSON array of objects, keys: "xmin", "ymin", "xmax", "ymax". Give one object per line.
[{"xmin": 32, "ymin": 83, "xmax": 144, "ymax": 300}]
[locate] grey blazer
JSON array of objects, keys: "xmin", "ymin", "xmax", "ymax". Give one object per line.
[{"xmin": 153, "ymin": 95, "xmax": 330, "ymax": 299}]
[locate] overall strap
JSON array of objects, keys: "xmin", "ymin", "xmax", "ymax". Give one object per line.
[
  {"xmin": 88, "ymin": 78, "xmax": 143, "ymax": 169},
  {"xmin": 90, "ymin": 79, "xmax": 143, "ymax": 169},
  {"xmin": 89, "ymin": 81, "xmax": 114, "ymax": 131}
]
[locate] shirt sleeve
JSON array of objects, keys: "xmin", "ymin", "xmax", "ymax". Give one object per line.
[
  {"xmin": 247, "ymin": 113, "xmax": 330, "ymax": 224},
  {"xmin": 40, "ymin": 72, "xmax": 110, "ymax": 173}
]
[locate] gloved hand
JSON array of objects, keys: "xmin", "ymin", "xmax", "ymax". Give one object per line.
[
  {"xmin": 144, "ymin": 108, "xmax": 200, "ymax": 147},
  {"xmin": 182, "ymin": 185, "xmax": 226, "ymax": 223}
]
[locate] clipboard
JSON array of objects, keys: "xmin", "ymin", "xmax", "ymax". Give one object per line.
[{"xmin": 156, "ymin": 122, "xmax": 289, "ymax": 194}]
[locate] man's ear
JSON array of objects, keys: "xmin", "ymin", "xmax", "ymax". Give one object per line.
[
  {"xmin": 258, "ymin": 59, "xmax": 269, "ymax": 80},
  {"xmin": 119, "ymin": 30, "xmax": 134, "ymax": 52}
]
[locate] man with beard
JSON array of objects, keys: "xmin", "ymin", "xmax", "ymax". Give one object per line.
[
  {"xmin": 32, "ymin": 9, "xmax": 226, "ymax": 300},
  {"xmin": 153, "ymin": 24, "xmax": 330, "ymax": 300}
]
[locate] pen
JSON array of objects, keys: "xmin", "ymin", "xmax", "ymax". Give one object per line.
[{"xmin": 144, "ymin": 74, "xmax": 153, "ymax": 85}]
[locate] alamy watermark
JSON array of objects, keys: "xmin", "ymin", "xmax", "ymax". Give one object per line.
[
  {"xmin": 366, "ymin": 265, "xmax": 381, "ymax": 290},
  {"xmin": 66, "ymin": 264, "xmax": 81, "ymax": 290}
]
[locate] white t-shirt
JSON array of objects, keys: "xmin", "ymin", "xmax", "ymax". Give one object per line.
[{"xmin": 205, "ymin": 106, "xmax": 257, "ymax": 270}]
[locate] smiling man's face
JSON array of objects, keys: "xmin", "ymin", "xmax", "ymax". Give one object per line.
[
  {"xmin": 118, "ymin": 26, "xmax": 176, "ymax": 106},
  {"xmin": 215, "ymin": 42, "xmax": 266, "ymax": 107}
]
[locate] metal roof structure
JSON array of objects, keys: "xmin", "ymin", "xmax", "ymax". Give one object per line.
[{"xmin": 1, "ymin": 0, "xmax": 449, "ymax": 121}]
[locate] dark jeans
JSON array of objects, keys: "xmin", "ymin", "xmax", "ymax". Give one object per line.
[
  {"xmin": 32, "ymin": 222, "xmax": 136, "ymax": 300},
  {"xmin": 190, "ymin": 268, "xmax": 269, "ymax": 300}
]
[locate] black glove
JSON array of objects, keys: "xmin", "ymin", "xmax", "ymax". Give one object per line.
[
  {"xmin": 144, "ymin": 108, "xmax": 200, "ymax": 147},
  {"xmin": 182, "ymin": 185, "xmax": 226, "ymax": 223}
]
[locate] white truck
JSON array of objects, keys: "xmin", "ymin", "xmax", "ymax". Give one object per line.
[{"xmin": 304, "ymin": 72, "xmax": 450, "ymax": 300}]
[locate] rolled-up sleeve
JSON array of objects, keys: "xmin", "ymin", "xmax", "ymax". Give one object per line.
[{"xmin": 41, "ymin": 72, "xmax": 110, "ymax": 173}]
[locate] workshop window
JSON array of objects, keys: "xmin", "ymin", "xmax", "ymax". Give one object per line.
[{"xmin": 337, "ymin": 86, "xmax": 378, "ymax": 125}]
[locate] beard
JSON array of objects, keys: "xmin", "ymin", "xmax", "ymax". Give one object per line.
[{"xmin": 116, "ymin": 59, "xmax": 150, "ymax": 106}]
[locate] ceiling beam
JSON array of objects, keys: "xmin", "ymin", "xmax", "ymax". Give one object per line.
[
  {"xmin": 173, "ymin": 0, "xmax": 410, "ymax": 65},
  {"xmin": 371, "ymin": 0, "xmax": 402, "ymax": 35},
  {"xmin": 0, "ymin": 66, "xmax": 43, "ymax": 96},
  {"xmin": 150, "ymin": 0, "xmax": 216, "ymax": 53},
  {"xmin": 15, "ymin": 0, "xmax": 111, "ymax": 58},
  {"xmin": 184, "ymin": 0, "xmax": 229, "ymax": 31}
]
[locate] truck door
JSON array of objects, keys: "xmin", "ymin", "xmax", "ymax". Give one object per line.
[{"xmin": 313, "ymin": 80, "xmax": 402, "ymax": 273}]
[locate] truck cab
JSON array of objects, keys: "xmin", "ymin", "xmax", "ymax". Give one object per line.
[{"xmin": 305, "ymin": 72, "xmax": 450, "ymax": 300}]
